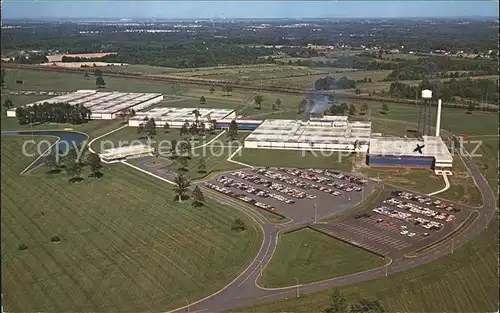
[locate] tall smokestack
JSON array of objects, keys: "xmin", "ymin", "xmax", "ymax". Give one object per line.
[{"xmin": 435, "ymin": 99, "xmax": 442, "ymax": 137}]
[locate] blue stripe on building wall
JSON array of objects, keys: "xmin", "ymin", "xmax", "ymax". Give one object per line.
[
  {"xmin": 215, "ymin": 123, "xmax": 260, "ymax": 130},
  {"xmin": 367, "ymin": 155, "xmax": 435, "ymax": 168}
]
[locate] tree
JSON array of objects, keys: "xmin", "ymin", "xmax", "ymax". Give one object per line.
[
  {"xmin": 274, "ymin": 98, "xmax": 281, "ymax": 110},
  {"xmin": 44, "ymin": 153, "xmax": 59, "ymax": 172},
  {"xmin": 96, "ymin": 76, "xmax": 106, "ymax": 88},
  {"xmin": 192, "ymin": 186, "xmax": 205, "ymax": 207},
  {"xmin": 200, "ymin": 96, "xmax": 206, "ymax": 104},
  {"xmin": 173, "ymin": 174, "xmax": 190, "ymax": 202},
  {"xmin": 67, "ymin": 160, "xmax": 82, "ymax": 183},
  {"xmin": 179, "ymin": 155, "xmax": 189, "ymax": 170},
  {"xmin": 323, "ymin": 289, "xmax": 348, "ymax": 313},
  {"xmin": 137, "ymin": 124, "xmax": 144, "ymax": 137},
  {"xmin": 84, "ymin": 71, "xmax": 89, "ymax": 80},
  {"xmin": 86, "ymin": 152, "xmax": 102, "ymax": 178},
  {"xmin": 197, "ymin": 157, "xmax": 207, "ymax": 173},
  {"xmin": 3, "ymin": 98, "xmax": 13, "ymax": 110},
  {"xmin": 231, "ymin": 218, "xmax": 246, "ymax": 232},
  {"xmin": 349, "ymin": 299, "xmax": 385, "ymax": 313},
  {"xmin": 209, "ymin": 86, "xmax": 215, "ymax": 94},
  {"xmin": 163, "ymin": 122, "xmax": 170, "ymax": 132},
  {"xmin": 348, "ymin": 104, "xmax": 356, "ymax": 116},
  {"xmin": 360, "ymin": 103, "xmax": 369, "ymax": 114},
  {"xmin": 228, "ymin": 120, "xmax": 238, "ymax": 141},
  {"xmin": 339, "ymin": 103, "xmax": 349, "ymax": 115},
  {"xmin": 170, "ymin": 139, "xmax": 178, "ymax": 158},
  {"xmin": 298, "ymin": 99, "xmax": 307, "ymax": 113},
  {"xmin": 1, "ymin": 68, "xmax": 5, "ymax": 87},
  {"xmin": 144, "ymin": 118, "xmax": 157, "ymax": 138},
  {"xmin": 254, "ymin": 94, "xmax": 263, "ymax": 109},
  {"xmin": 381, "ymin": 103, "xmax": 389, "ymax": 114},
  {"xmin": 93, "ymin": 69, "xmax": 102, "ymax": 77},
  {"xmin": 192, "ymin": 109, "xmax": 201, "ymax": 126},
  {"xmin": 223, "ymin": 85, "xmax": 233, "ymax": 96},
  {"xmin": 467, "ymin": 102, "xmax": 476, "ymax": 113}
]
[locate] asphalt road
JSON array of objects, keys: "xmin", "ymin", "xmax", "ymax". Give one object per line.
[{"xmin": 166, "ymin": 148, "xmax": 497, "ymax": 313}]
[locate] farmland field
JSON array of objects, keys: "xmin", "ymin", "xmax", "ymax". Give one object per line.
[
  {"xmin": 1, "ymin": 136, "xmax": 261, "ymax": 312},
  {"xmin": 230, "ymin": 214, "xmax": 499, "ymax": 313},
  {"xmin": 258, "ymin": 228, "xmax": 386, "ymax": 288}
]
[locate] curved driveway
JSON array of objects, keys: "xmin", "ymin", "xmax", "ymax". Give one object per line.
[{"xmin": 167, "ymin": 141, "xmax": 497, "ymax": 313}]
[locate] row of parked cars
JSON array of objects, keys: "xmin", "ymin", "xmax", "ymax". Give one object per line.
[
  {"xmin": 229, "ymin": 171, "xmax": 316, "ymax": 200},
  {"xmin": 252, "ymin": 168, "xmax": 342, "ymax": 196},
  {"xmin": 217, "ymin": 175, "xmax": 296, "ymax": 204},
  {"xmin": 8, "ymin": 90, "xmax": 66, "ymax": 96},
  {"xmin": 392, "ymin": 191, "xmax": 461, "ymax": 213},
  {"xmin": 311, "ymin": 169, "xmax": 369, "ymax": 186},
  {"xmin": 373, "ymin": 206, "xmax": 443, "ymax": 231},
  {"xmin": 203, "ymin": 182, "xmax": 276, "ymax": 212},
  {"xmin": 270, "ymin": 168, "xmax": 364, "ymax": 194},
  {"xmin": 384, "ymin": 198, "xmax": 456, "ymax": 223}
]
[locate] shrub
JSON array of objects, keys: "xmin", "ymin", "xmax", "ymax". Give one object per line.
[
  {"xmin": 50, "ymin": 236, "xmax": 61, "ymax": 243},
  {"xmin": 18, "ymin": 243, "xmax": 28, "ymax": 250}
]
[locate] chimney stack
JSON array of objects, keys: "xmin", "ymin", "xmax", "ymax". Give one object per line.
[{"xmin": 435, "ymin": 99, "xmax": 442, "ymax": 137}]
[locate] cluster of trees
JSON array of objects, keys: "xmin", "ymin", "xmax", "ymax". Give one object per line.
[
  {"xmin": 12, "ymin": 53, "xmax": 49, "ymax": 64},
  {"xmin": 15, "ymin": 102, "xmax": 91, "ymax": 125},
  {"xmin": 323, "ymin": 289, "xmax": 385, "ymax": 313},
  {"xmin": 385, "ymin": 57, "xmax": 497, "ymax": 81},
  {"xmin": 388, "ymin": 78, "xmax": 499, "ymax": 104},
  {"xmin": 137, "ymin": 118, "xmax": 157, "ymax": 139},
  {"xmin": 314, "ymin": 76, "xmax": 357, "ymax": 90},
  {"xmin": 45, "ymin": 148, "xmax": 103, "ymax": 183},
  {"xmin": 173, "ymin": 174, "xmax": 205, "ymax": 207},
  {"xmin": 91, "ymin": 68, "xmax": 106, "ymax": 88}
]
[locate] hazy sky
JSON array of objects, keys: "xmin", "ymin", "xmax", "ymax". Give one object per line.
[{"xmin": 2, "ymin": 1, "xmax": 498, "ymax": 19}]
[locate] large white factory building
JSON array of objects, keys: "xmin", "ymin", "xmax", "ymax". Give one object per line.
[
  {"xmin": 6, "ymin": 90, "xmax": 164, "ymax": 120},
  {"xmin": 243, "ymin": 116, "xmax": 372, "ymax": 152}
]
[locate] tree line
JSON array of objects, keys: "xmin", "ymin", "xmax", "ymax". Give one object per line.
[
  {"xmin": 15, "ymin": 102, "xmax": 91, "ymax": 125},
  {"xmin": 388, "ymin": 78, "xmax": 499, "ymax": 104},
  {"xmin": 385, "ymin": 57, "xmax": 497, "ymax": 81},
  {"xmin": 314, "ymin": 76, "xmax": 357, "ymax": 90}
]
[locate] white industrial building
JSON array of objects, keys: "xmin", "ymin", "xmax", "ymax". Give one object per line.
[
  {"xmin": 100, "ymin": 144, "xmax": 155, "ymax": 163},
  {"xmin": 6, "ymin": 90, "xmax": 164, "ymax": 119},
  {"xmin": 128, "ymin": 107, "xmax": 236, "ymax": 128},
  {"xmin": 243, "ymin": 116, "xmax": 371, "ymax": 152}
]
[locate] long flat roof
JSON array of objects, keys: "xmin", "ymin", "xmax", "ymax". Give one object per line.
[
  {"xmin": 130, "ymin": 107, "xmax": 235, "ymax": 122},
  {"xmin": 368, "ymin": 136, "xmax": 453, "ymax": 162},
  {"xmin": 245, "ymin": 119, "xmax": 372, "ymax": 144}
]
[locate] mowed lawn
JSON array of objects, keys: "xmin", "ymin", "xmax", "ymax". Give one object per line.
[
  {"xmin": 258, "ymin": 228, "xmax": 386, "ymax": 287},
  {"xmin": 1, "ymin": 136, "xmax": 262, "ymax": 312},
  {"xmin": 230, "ymin": 216, "xmax": 499, "ymax": 313},
  {"xmin": 234, "ymin": 148, "xmax": 354, "ymax": 172}
]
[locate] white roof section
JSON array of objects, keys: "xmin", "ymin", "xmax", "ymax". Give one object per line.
[
  {"xmin": 368, "ymin": 136, "xmax": 453, "ymax": 163},
  {"xmin": 130, "ymin": 107, "xmax": 235, "ymax": 122},
  {"xmin": 100, "ymin": 144, "xmax": 154, "ymax": 158},
  {"xmin": 245, "ymin": 119, "xmax": 372, "ymax": 144}
]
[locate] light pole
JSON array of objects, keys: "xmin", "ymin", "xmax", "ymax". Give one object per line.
[
  {"xmin": 314, "ymin": 203, "xmax": 317, "ymax": 223},
  {"xmin": 294, "ymin": 277, "xmax": 300, "ymax": 298},
  {"xmin": 186, "ymin": 299, "xmax": 190, "ymax": 313},
  {"xmin": 385, "ymin": 264, "xmax": 388, "ymax": 277},
  {"xmin": 29, "ymin": 111, "xmax": 34, "ymax": 140}
]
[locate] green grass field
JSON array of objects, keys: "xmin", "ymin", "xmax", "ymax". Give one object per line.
[
  {"xmin": 1, "ymin": 136, "xmax": 261, "ymax": 312},
  {"xmin": 231, "ymin": 215, "xmax": 499, "ymax": 313},
  {"xmin": 258, "ymin": 228, "xmax": 386, "ymax": 288},
  {"xmin": 234, "ymin": 148, "xmax": 353, "ymax": 172}
]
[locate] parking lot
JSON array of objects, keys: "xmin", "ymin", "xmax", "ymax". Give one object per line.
[
  {"xmin": 313, "ymin": 189, "xmax": 471, "ymax": 258},
  {"xmin": 203, "ymin": 167, "xmax": 375, "ymax": 222}
]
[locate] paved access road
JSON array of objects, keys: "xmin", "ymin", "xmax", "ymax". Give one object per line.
[{"xmin": 164, "ymin": 146, "xmax": 497, "ymax": 313}]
